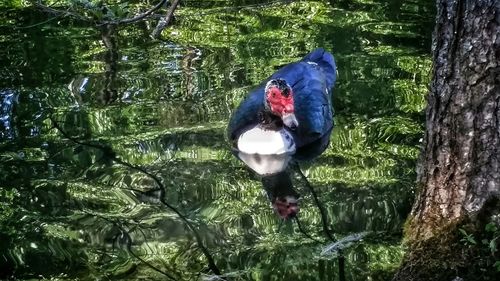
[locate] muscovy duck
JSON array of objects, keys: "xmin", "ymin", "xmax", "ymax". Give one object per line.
[{"xmin": 227, "ymin": 48, "xmax": 337, "ymax": 219}]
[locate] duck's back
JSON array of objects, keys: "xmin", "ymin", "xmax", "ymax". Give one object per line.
[{"xmin": 228, "ymin": 48, "xmax": 337, "ymax": 160}]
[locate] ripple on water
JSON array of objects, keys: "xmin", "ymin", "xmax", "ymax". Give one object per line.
[{"xmin": 0, "ymin": 0, "xmax": 434, "ymax": 279}]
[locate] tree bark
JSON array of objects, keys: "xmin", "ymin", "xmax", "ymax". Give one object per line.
[{"xmin": 394, "ymin": 0, "xmax": 500, "ymax": 280}]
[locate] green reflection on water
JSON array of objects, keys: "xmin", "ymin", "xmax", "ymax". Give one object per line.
[{"xmin": 0, "ymin": 0, "xmax": 434, "ymax": 280}]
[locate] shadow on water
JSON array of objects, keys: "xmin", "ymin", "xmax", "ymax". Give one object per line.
[{"xmin": 0, "ymin": 0, "xmax": 435, "ymax": 280}]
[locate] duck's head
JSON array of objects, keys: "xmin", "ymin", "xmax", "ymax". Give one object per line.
[
  {"xmin": 262, "ymin": 171, "xmax": 300, "ymax": 219},
  {"xmin": 264, "ymin": 79, "xmax": 299, "ymax": 129}
]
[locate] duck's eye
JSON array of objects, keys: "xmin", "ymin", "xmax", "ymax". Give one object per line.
[{"xmin": 282, "ymin": 89, "xmax": 289, "ymax": 97}]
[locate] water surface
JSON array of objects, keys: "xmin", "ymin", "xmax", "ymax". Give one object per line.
[{"xmin": 0, "ymin": 0, "xmax": 434, "ymax": 280}]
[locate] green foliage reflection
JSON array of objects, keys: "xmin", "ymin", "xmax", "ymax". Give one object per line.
[{"xmin": 0, "ymin": 0, "xmax": 435, "ymax": 280}]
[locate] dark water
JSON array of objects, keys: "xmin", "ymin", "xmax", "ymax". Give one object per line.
[{"xmin": 0, "ymin": 0, "xmax": 434, "ymax": 280}]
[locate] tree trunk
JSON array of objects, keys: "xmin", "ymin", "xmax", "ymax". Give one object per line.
[{"xmin": 394, "ymin": 0, "xmax": 500, "ymax": 280}]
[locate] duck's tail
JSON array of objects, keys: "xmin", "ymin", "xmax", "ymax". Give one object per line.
[{"xmin": 302, "ymin": 48, "xmax": 337, "ymax": 89}]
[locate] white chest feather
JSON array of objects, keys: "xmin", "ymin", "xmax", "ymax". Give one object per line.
[
  {"xmin": 236, "ymin": 127, "xmax": 296, "ymax": 175},
  {"xmin": 237, "ymin": 127, "xmax": 296, "ymax": 154}
]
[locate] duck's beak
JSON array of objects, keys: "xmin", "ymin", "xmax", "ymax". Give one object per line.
[{"xmin": 282, "ymin": 113, "xmax": 298, "ymax": 129}]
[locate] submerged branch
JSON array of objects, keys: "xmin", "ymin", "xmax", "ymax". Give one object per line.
[
  {"xmin": 151, "ymin": 0, "xmax": 181, "ymax": 38},
  {"xmin": 49, "ymin": 116, "xmax": 223, "ymax": 277},
  {"xmin": 32, "ymin": 0, "xmax": 294, "ymax": 27},
  {"xmin": 82, "ymin": 210, "xmax": 179, "ymax": 281},
  {"xmin": 15, "ymin": 13, "xmax": 63, "ymax": 29},
  {"xmin": 294, "ymin": 165, "xmax": 336, "ymax": 242},
  {"xmin": 294, "ymin": 164, "xmax": 346, "ymax": 281},
  {"xmin": 33, "ymin": 0, "xmax": 168, "ymax": 26},
  {"xmin": 103, "ymin": 0, "xmax": 168, "ymax": 25},
  {"xmin": 33, "ymin": 1, "xmax": 89, "ymax": 22},
  {"xmin": 295, "ymin": 217, "xmax": 323, "ymax": 243},
  {"xmin": 112, "ymin": 157, "xmax": 223, "ymax": 276}
]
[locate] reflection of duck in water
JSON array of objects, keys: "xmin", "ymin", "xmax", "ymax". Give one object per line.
[{"xmin": 228, "ymin": 48, "xmax": 337, "ymax": 219}]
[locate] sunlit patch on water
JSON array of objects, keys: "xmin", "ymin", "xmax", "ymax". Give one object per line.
[{"xmin": 0, "ymin": 89, "xmax": 17, "ymax": 140}]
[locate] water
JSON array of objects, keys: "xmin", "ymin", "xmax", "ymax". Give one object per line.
[{"xmin": 0, "ymin": 0, "xmax": 434, "ymax": 280}]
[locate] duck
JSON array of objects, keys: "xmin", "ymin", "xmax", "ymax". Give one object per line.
[{"xmin": 227, "ymin": 48, "xmax": 337, "ymax": 219}]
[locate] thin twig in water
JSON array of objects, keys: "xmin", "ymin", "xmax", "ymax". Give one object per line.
[
  {"xmin": 31, "ymin": 0, "xmax": 295, "ymax": 29},
  {"xmin": 294, "ymin": 163, "xmax": 345, "ymax": 281},
  {"xmin": 121, "ymin": 227, "xmax": 179, "ymax": 280},
  {"xmin": 81, "ymin": 210, "xmax": 178, "ymax": 280},
  {"xmin": 33, "ymin": 0, "xmax": 167, "ymax": 26},
  {"xmin": 112, "ymin": 157, "xmax": 222, "ymax": 275},
  {"xmin": 49, "ymin": 116, "xmax": 223, "ymax": 277},
  {"xmin": 295, "ymin": 217, "xmax": 322, "ymax": 243},
  {"xmin": 103, "ymin": 0, "xmax": 168, "ymax": 25},
  {"xmin": 33, "ymin": 2, "xmax": 89, "ymax": 21},
  {"xmin": 15, "ymin": 13, "xmax": 63, "ymax": 29},
  {"xmin": 294, "ymin": 164, "xmax": 336, "ymax": 242}
]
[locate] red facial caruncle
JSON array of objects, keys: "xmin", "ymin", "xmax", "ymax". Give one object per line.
[
  {"xmin": 266, "ymin": 87, "xmax": 294, "ymax": 117},
  {"xmin": 265, "ymin": 79, "xmax": 299, "ymax": 128}
]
